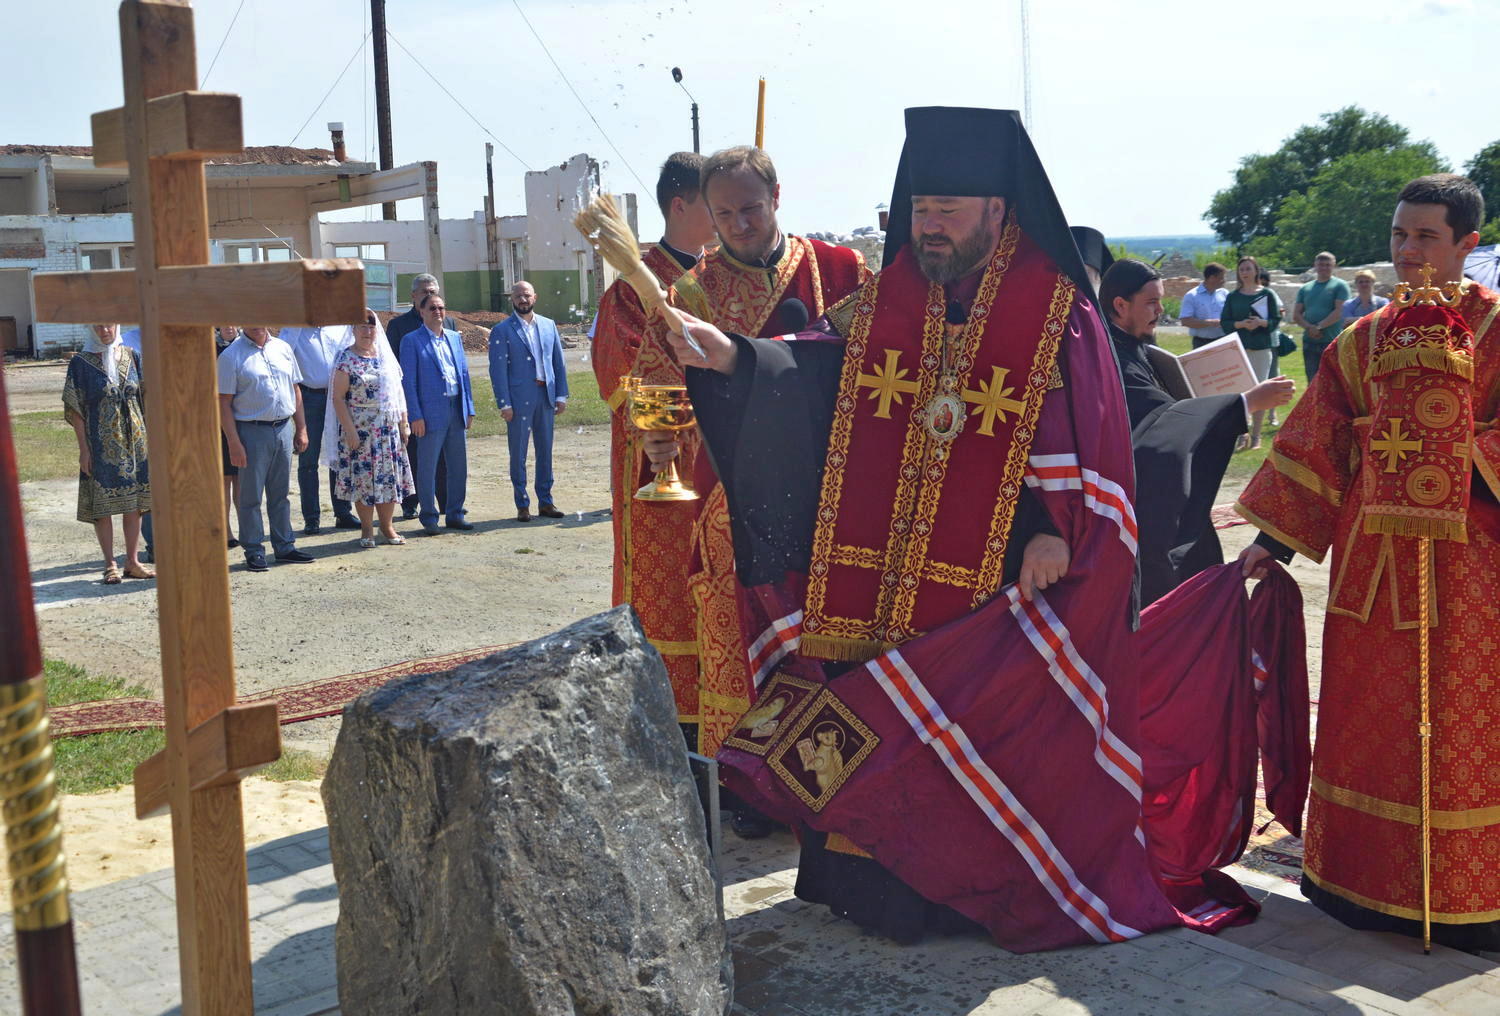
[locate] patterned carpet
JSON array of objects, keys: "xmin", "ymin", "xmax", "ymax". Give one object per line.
[
  {"xmin": 49, "ymin": 645, "xmax": 512, "ymax": 739},
  {"xmin": 1211, "ymin": 503, "xmax": 1250, "ymax": 530}
]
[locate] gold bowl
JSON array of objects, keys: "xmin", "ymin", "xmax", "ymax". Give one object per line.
[{"xmin": 621, "ymin": 377, "xmax": 699, "ymax": 501}]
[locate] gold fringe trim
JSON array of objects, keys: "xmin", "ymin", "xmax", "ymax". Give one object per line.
[
  {"xmin": 1313, "ymin": 773, "xmax": 1500, "ymax": 830},
  {"xmin": 1361, "ymin": 512, "xmax": 1467, "ymax": 543},
  {"xmin": 824, "ymin": 832, "xmax": 873, "ymax": 858},
  {"xmin": 798, "ymin": 632, "xmax": 892, "ymax": 663},
  {"xmin": 1303, "ymin": 862, "xmax": 1500, "ymax": 923},
  {"xmin": 1367, "ymin": 346, "xmax": 1473, "ymax": 382}
]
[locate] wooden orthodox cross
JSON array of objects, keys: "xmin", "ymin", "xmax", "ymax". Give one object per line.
[{"xmin": 31, "ymin": 2, "xmax": 364, "ymax": 1011}]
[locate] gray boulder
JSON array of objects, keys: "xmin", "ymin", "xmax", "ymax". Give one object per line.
[{"xmin": 323, "ymin": 606, "xmax": 731, "ymax": 1016}]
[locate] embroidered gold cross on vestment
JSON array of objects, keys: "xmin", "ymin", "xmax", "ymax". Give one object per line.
[
  {"xmin": 856, "ymin": 349, "xmax": 921, "ymax": 419},
  {"xmin": 961, "ymin": 366, "xmax": 1027, "ymax": 436},
  {"xmin": 1372, "ymin": 417, "xmax": 1423, "ymax": 473}
]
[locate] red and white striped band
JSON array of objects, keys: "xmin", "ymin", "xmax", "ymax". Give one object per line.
[{"xmin": 866, "ymin": 648, "xmax": 1143, "ymax": 944}]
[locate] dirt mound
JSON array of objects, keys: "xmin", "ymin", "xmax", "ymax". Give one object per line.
[{"xmin": 372, "ymin": 310, "xmax": 502, "ymax": 352}]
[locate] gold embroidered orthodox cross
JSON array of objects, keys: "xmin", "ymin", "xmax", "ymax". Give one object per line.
[
  {"xmin": 961, "ymin": 366, "xmax": 1027, "ymax": 436},
  {"xmin": 1372, "ymin": 417, "xmax": 1423, "ymax": 473},
  {"xmin": 856, "ymin": 349, "xmax": 921, "ymax": 419}
]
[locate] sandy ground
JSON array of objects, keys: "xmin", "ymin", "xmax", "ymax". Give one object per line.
[{"xmin": 60, "ymin": 778, "xmax": 327, "ymax": 892}]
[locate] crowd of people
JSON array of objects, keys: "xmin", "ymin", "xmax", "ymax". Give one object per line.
[
  {"xmin": 64, "ymin": 107, "xmax": 1499, "ymax": 957},
  {"xmin": 69, "ymin": 275, "xmax": 572, "ymax": 577}
]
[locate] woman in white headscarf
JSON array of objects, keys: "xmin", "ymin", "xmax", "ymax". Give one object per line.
[
  {"xmin": 321, "ymin": 309, "xmax": 414, "ymax": 547},
  {"xmin": 64, "ymin": 323, "xmax": 153, "ymax": 583}
]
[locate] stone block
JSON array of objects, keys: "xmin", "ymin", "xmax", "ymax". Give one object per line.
[{"xmin": 323, "ymin": 606, "xmax": 732, "ymax": 1015}]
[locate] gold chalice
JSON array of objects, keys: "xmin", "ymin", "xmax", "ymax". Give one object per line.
[{"xmin": 622, "ymin": 376, "xmax": 699, "ymax": 502}]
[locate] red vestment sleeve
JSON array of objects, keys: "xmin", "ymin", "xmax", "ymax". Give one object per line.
[
  {"xmin": 592, "ymin": 279, "xmax": 647, "ymax": 414},
  {"xmin": 1235, "ymin": 334, "xmax": 1362, "ymax": 561}
]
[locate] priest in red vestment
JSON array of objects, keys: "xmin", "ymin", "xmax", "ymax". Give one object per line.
[
  {"xmin": 1240, "ymin": 173, "xmax": 1500, "ymax": 951},
  {"xmin": 650, "ymin": 108, "xmax": 1292, "ymax": 950},
  {"xmin": 593, "ymin": 152, "xmax": 718, "ymax": 752},
  {"xmin": 648, "ymin": 146, "xmax": 870, "ymax": 766}
]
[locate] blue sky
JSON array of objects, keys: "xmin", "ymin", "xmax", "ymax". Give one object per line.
[{"xmin": 15, "ymin": 0, "xmax": 1495, "ymax": 241}]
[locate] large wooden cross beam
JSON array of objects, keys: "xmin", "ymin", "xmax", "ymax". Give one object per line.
[{"xmin": 31, "ymin": 2, "xmax": 364, "ymax": 1012}]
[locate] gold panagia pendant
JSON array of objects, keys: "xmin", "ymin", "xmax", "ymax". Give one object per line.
[{"xmin": 922, "ymin": 392, "xmax": 965, "ymax": 443}]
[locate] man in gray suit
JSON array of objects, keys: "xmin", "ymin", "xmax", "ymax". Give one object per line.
[{"xmin": 488, "ymin": 281, "xmax": 569, "ymax": 522}]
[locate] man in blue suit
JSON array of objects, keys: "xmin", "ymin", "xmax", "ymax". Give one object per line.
[
  {"xmin": 399, "ymin": 293, "xmax": 476, "ymax": 535},
  {"xmin": 489, "ymin": 280, "xmax": 569, "ymax": 522},
  {"xmin": 388, "ymin": 274, "xmax": 456, "ymax": 519}
]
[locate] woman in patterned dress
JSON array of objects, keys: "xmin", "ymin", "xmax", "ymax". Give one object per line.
[
  {"xmin": 326, "ymin": 310, "xmax": 414, "ymax": 547},
  {"xmin": 64, "ymin": 324, "xmax": 153, "ymax": 583}
]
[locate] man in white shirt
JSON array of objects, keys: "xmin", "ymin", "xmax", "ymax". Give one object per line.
[
  {"xmin": 1178, "ymin": 262, "xmax": 1228, "ymax": 349},
  {"xmin": 217, "ymin": 327, "xmax": 314, "ymax": 571},
  {"xmin": 282, "ymin": 325, "xmax": 361, "ymax": 534}
]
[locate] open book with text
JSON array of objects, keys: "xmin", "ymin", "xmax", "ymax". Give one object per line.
[{"xmin": 1145, "ymin": 334, "xmax": 1258, "ymax": 400}]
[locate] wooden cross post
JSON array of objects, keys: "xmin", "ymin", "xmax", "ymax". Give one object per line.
[{"xmin": 32, "ymin": 2, "xmax": 364, "ymax": 1011}]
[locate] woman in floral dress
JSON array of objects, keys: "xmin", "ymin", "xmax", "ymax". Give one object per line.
[
  {"xmin": 327, "ymin": 310, "xmax": 414, "ymax": 547},
  {"xmin": 63, "ymin": 324, "xmax": 153, "ymax": 583}
]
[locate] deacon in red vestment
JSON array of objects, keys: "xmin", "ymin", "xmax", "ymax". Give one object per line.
[
  {"xmin": 1240, "ymin": 173, "xmax": 1500, "ymax": 951},
  {"xmin": 646, "ymin": 146, "xmax": 869, "ymax": 762},
  {"xmin": 593, "ymin": 152, "xmax": 718, "ymax": 749},
  {"xmin": 651, "ymin": 108, "xmax": 1293, "ymax": 950}
]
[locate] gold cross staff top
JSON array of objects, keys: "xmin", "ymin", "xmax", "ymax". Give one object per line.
[
  {"xmin": 856, "ymin": 349, "xmax": 921, "ymax": 419},
  {"xmin": 961, "ymin": 366, "xmax": 1027, "ymax": 436},
  {"xmin": 30, "ymin": 3, "xmax": 365, "ymax": 1013},
  {"xmin": 1372, "ymin": 417, "xmax": 1424, "ymax": 473}
]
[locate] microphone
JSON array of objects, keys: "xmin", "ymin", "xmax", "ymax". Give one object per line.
[{"xmin": 776, "ymin": 298, "xmax": 810, "ymax": 335}]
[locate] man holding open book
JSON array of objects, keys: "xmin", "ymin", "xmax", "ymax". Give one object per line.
[{"xmin": 1102, "ymin": 258, "xmax": 1293, "ymax": 604}]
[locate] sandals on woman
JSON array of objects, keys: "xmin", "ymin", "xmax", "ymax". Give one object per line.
[
  {"xmin": 379, "ymin": 533, "xmax": 406, "ymax": 546},
  {"xmin": 358, "ymin": 536, "xmax": 377, "ymax": 549},
  {"xmin": 123, "ymin": 562, "xmax": 155, "ymax": 580},
  {"xmin": 103, "ymin": 564, "xmax": 122, "ymax": 584}
]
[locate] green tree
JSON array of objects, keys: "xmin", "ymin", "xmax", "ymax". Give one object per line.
[
  {"xmin": 1251, "ymin": 145, "xmax": 1447, "ymax": 267},
  {"xmin": 1465, "ymin": 140, "xmax": 1500, "ymax": 223},
  {"xmin": 1208, "ymin": 107, "xmax": 1415, "ymax": 246}
]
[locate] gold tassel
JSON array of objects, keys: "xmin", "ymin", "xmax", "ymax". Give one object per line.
[
  {"xmin": 1362, "ymin": 513, "xmax": 1468, "ymax": 543},
  {"xmin": 799, "ymin": 633, "xmax": 892, "ymax": 663},
  {"xmin": 1368, "ymin": 347, "xmax": 1473, "ymax": 382}
]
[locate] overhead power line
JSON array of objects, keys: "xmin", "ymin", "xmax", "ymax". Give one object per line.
[
  {"xmin": 287, "ymin": 33, "xmax": 371, "ymax": 147},
  {"xmin": 201, "ymin": 0, "xmax": 248, "ymax": 87},
  {"xmin": 509, "ymin": 0, "xmax": 652, "ymax": 198},
  {"xmin": 385, "ymin": 30, "xmax": 532, "ymax": 171}
]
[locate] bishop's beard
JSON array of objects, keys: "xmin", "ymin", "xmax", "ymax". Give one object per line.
[{"xmin": 914, "ymin": 217, "xmax": 1001, "ymax": 284}]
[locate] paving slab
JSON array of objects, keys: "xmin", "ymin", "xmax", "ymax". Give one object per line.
[{"xmin": 1, "ymin": 823, "xmax": 1496, "ymax": 1015}]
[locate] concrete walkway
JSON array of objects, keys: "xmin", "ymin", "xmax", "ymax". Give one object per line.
[{"xmin": 3, "ymin": 824, "xmax": 1499, "ymax": 1014}]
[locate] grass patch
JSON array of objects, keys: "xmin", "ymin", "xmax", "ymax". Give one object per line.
[
  {"xmin": 10, "ymin": 369, "xmax": 610, "ymax": 484},
  {"xmin": 259, "ymin": 749, "xmax": 327, "ymax": 783},
  {"xmin": 468, "ymin": 370, "xmax": 610, "ymax": 438},
  {"xmin": 44, "ymin": 659, "xmax": 323, "ymax": 794},
  {"xmin": 12, "ymin": 410, "xmax": 77, "ymax": 484},
  {"xmin": 1154, "ymin": 330, "xmax": 1312, "ymax": 483},
  {"xmin": 47, "ymin": 659, "xmax": 165, "ymax": 795}
]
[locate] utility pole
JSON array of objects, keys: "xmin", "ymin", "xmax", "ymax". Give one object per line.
[
  {"xmin": 371, "ymin": 0, "xmax": 396, "ymax": 220},
  {"xmin": 485, "ymin": 143, "xmax": 501, "ymax": 311},
  {"xmin": 671, "ymin": 68, "xmax": 700, "ymax": 154}
]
